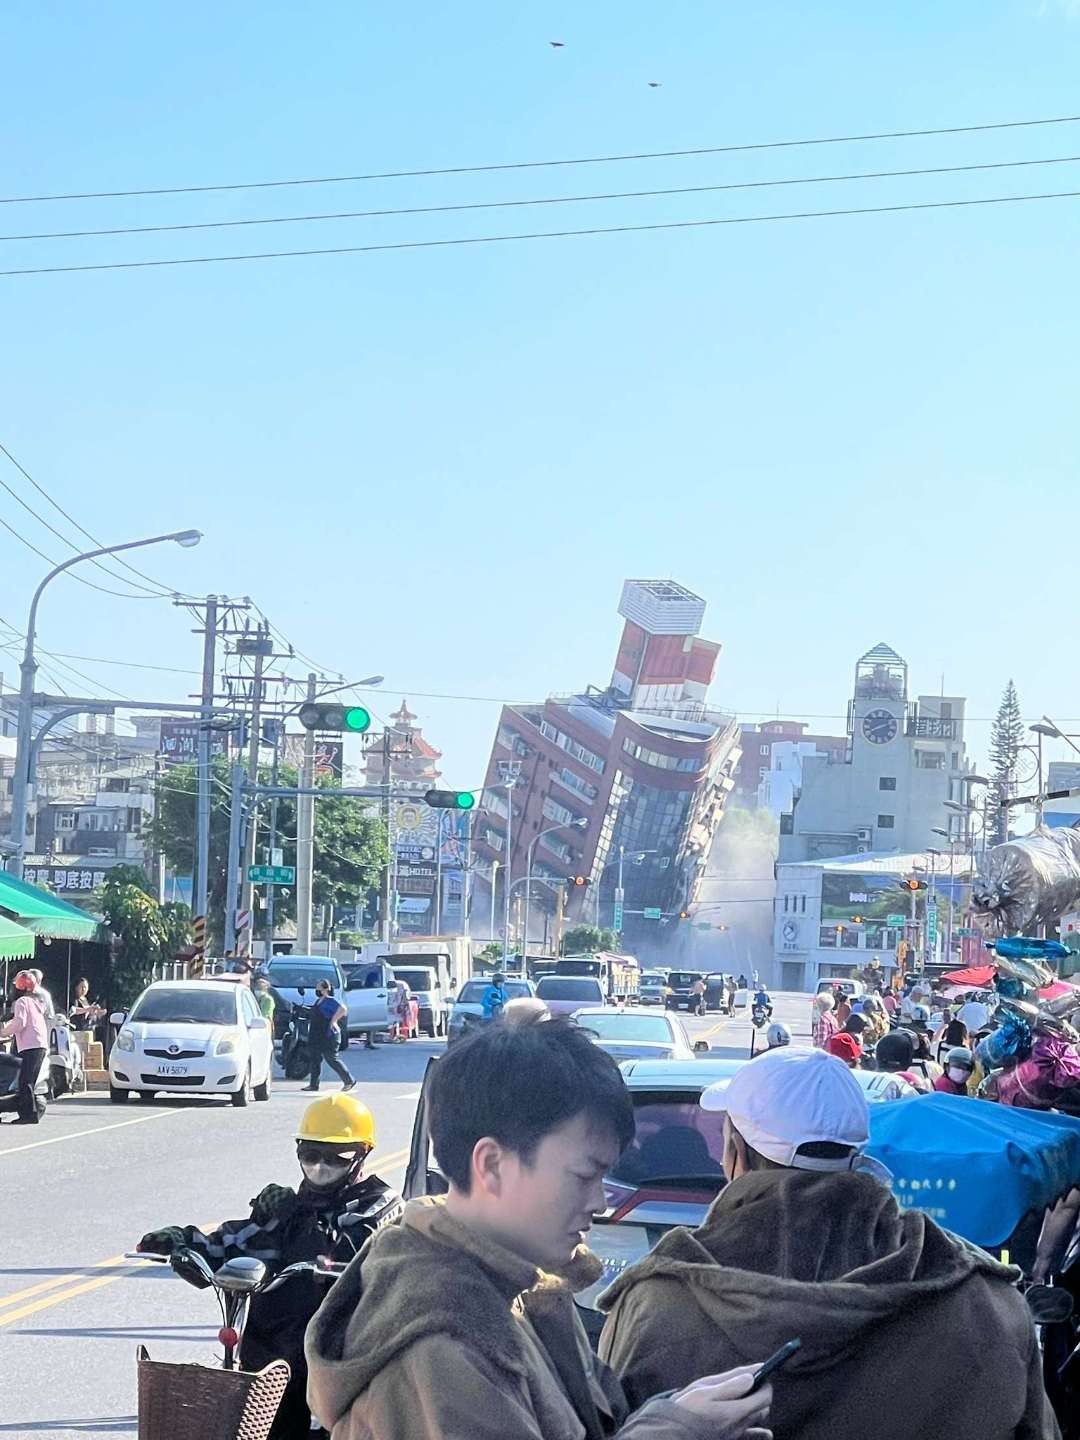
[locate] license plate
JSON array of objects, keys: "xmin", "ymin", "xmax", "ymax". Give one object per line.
[{"xmin": 156, "ymin": 1064, "xmax": 188, "ymax": 1077}]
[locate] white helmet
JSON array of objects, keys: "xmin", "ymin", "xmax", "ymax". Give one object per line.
[{"xmin": 766, "ymin": 1022, "xmax": 792, "ymax": 1048}]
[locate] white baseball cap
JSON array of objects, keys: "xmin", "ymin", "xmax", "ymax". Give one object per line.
[{"xmin": 700, "ymin": 1048, "xmax": 876, "ymax": 1173}]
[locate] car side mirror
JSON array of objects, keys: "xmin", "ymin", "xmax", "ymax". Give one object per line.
[
  {"xmin": 248, "ymin": 1017, "xmax": 268, "ymax": 1030},
  {"xmin": 693, "ymin": 1040, "xmax": 710, "ymax": 1054},
  {"xmin": 109, "ymin": 1011, "xmax": 127, "ymax": 1027}
]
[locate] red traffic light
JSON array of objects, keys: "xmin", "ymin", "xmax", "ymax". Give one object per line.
[{"xmin": 569, "ymin": 875, "xmax": 589, "ymax": 887}]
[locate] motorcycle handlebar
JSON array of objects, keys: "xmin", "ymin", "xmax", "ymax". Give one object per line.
[{"xmin": 125, "ymin": 1251, "xmax": 346, "ymax": 1291}]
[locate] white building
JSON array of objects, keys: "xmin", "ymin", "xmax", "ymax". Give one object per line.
[
  {"xmin": 773, "ymin": 848, "xmax": 973, "ymax": 992},
  {"xmin": 778, "ymin": 643, "xmax": 972, "ymax": 863},
  {"xmin": 759, "ymin": 741, "xmax": 827, "ymax": 818}
]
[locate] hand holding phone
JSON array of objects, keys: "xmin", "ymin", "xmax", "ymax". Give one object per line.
[{"xmin": 748, "ymin": 1338, "xmax": 802, "ymax": 1393}]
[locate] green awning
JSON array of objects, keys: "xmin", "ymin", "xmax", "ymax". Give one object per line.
[
  {"xmin": 0, "ymin": 871, "xmax": 103, "ymax": 941},
  {"xmin": 0, "ymin": 913, "xmax": 37, "ymax": 961}
]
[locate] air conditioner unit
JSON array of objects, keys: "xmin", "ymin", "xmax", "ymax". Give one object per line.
[
  {"xmin": 856, "ymin": 828, "xmax": 873, "ymax": 842},
  {"xmin": 856, "ymin": 843, "xmax": 870, "ymax": 854}
]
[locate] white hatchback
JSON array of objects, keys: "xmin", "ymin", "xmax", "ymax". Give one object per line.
[{"xmin": 108, "ymin": 979, "xmax": 274, "ymax": 1107}]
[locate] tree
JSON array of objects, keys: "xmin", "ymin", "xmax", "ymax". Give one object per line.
[
  {"xmin": 560, "ymin": 924, "xmax": 617, "ymax": 956},
  {"xmin": 151, "ymin": 759, "xmax": 389, "ymax": 945},
  {"xmin": 989, "ymin": 680, "xmax": 1025, "ymax": 845},
  {"xmin": 100, "ymin": 868, "xmax": 168, "ymax": 1006}
]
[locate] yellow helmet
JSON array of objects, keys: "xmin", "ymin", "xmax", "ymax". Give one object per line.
[{"xmin": 296, "ymin": 1093, "xmax": 376, "ymax": 1148}]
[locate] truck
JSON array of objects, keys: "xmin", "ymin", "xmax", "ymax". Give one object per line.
[{"xmin": 379, "ymin": 937, "xmax": 473, "ymax": 1039}]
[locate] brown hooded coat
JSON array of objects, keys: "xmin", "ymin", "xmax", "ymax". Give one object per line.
[
  {"xmin": 305, "ymin": 1197, "xmax": 729, "ymax": 1440},
  {"xmin": 599, "ymin": 1168, "xmax": 1058, "ymax": 1440}
]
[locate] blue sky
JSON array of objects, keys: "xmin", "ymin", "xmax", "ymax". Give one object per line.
[{"xmin": 2, "ymin": 2, "xmax": 1080, "ymax": 784}]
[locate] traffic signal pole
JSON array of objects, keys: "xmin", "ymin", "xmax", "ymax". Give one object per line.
[
  {"xmin": 295, "ymin": 673, "xmax": 318, "ymax": 953},
  {"xmin": 195, "ymin": 595, "xmax": 218, "ymax": 930}
]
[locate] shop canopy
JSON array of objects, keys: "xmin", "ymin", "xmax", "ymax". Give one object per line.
[
  {"xmin": 0, "ymin": 871, "xmax": 103, "ymax": 942},
  {"xmin": 0, "ymin": 913, "xmax": 37, "ymax": 961}
]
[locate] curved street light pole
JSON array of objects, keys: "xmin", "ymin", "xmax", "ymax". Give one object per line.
[
  {"xmin": 523, "ymin": 819, "xmax": 587, "ymax": 957},
  {"xmin": 10, "ymin": 529, "xmax": 202, "ymax": 877}
]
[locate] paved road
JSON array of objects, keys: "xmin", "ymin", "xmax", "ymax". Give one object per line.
[{"xmin": 0, "ymin": 992, "xmax": 809, "ymax": 1437}]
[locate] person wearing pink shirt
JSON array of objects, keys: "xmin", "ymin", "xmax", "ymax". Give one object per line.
[{"xmin": 1, "ymin": 970, "xmax": 48, "ymax": 1124}]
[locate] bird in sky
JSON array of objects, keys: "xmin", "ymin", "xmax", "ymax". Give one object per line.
[
  {"xmin": 550, "ymin": 40, "xmax": 565, "ymax": 48},
  {"xmin": 648, "ymin": 81, "xmax": 662, "ymax": 87}
]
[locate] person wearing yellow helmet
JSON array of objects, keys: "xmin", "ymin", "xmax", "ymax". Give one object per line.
[{"xmin": 138, "ymin": 1091, "xmax": 401, "ymax": 1438}]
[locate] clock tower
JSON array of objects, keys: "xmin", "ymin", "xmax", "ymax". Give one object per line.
[{"xmin": 850, "ymin": 643, "xmax": 907, "ymax": 753}]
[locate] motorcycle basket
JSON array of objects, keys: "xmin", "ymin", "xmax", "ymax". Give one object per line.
[{"xmin": 136, "ymin": 1346, "xmax": 290, "ymax": 1440}]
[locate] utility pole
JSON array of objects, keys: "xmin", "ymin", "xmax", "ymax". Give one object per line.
[
  {"xmin": 263, "ymin": 720, "xmax": 282, "ymax": 961},
  {"xmin": 194, "ymin": 595, "xmax": 218, "ymax": 930},
  {"xmin": 223, "ymin": 762, "xmax": 245, "ymax": 955},
  {"xmin": 237, "ymin": 627, "xmax": 273, "ymax": 939},
  {"xmin": 295, "ymin": 673, "xmax": 318, "ymax": 953},
  {"xmin": 554, "ymin": 881, "xmax": 565, "ymax": 957}
]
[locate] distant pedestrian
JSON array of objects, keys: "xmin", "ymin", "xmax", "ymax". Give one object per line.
[
  {"xmin": 254, "ymin": 977, "xmax": 276, "ymax": 1024},
  {"xmin": 813, "ymin": 992, "xmax": 838, "ymax": 1050},
  {"xmin": 301, "ymin": 980, "xmax": 354, "ymax": 1093},
  {"xmin": 827, "ymin": 1032, "xmax": 862, "ymax": 1068},
  {"xmin": 1, "ymin": 971, "xmax": 48, "ymax": 1124},
  {"xmin": 690, "ymin": 977, "xmax": 706, "ymax": 1018}
]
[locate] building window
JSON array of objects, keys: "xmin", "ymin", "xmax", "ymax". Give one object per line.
[
  {"xmin": 877, "ymin": 814, "xmax": 895, "ymax": 829},
  {"xmin": 940, "ymin": 702, "xmax": 952, "ymax": 719},
  {"xmin": 542, "ymin": 795, "xmax": 578, "ymax": 828},
  {"xmin": 622, "ymin": 738, "xmax": 699, "ymax": 772},
  {"xmin": 783, "ymin": 895, "xmax": 789, "ymax": 912},
  {"xmin": 916, "ymin": 751, "xmax": 944, "ymax": 770},
  {"xmin": 550, "ymin": 766, "xmax": 597, "ymax": 803},
  {"xmin": 760, "ymin": 744, "xmax": 770, "ymax": 756},
  {"xmin": 538, "ymin": 720, "xmax": 605, "ymax": 773},
  {"xmin": 55, "ymin": 811, "xmax": 76, "ymax": 832},
  {"xmin": 879, "ymin": 777, "xmax": 896, "ymax": 791},
  {"xmin": 539, "ymin": 834, "xmax": 572, "ymax": 864}
]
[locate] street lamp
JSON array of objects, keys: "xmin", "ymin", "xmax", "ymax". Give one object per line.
[
  {"xmin": 1029, "ymin": 724, "xmax": 1058, "ymax": 823},
  {"xmin": 931, "ymin": 827, "xmax": 956, "ymax": 962},
  {"xmin": 523, "ymin": 818, "xmax": 588, "ymax": 956},
  {"xmin": 10, "ymin": 529, "xmax": 203, "ymax": 876}
]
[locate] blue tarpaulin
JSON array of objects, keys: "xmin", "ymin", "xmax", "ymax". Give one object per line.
[{"xmin": 866, "ymin": 1093, "xmax": 1080, "ymax": 1247}]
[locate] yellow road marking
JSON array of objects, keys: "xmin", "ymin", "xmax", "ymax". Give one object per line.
[
  {"xmin": 0, "ymin": 1147, "xmax": 414, "ymax": 1329},
  {"xmin": 697, "ymin": 1013, "xmax": 741, "ymax": 1041}
]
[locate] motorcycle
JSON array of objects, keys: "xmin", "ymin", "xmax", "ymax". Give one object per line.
[
  {"xmin": 128, "ymin": 1247, "xmax": 347, "ymax": 1439},
  {"xmin": 750, "ymin": 1003, "xmax": 769, "ymax": 1029},
  {"xmin": 0, "ymin": 1045, "xmax": 48, "ymax": 1120},
  {"xmin": 279, "ymin": 1005, "xmax": 311, "ymax": 1081},
  {"xmin": 48, "ymin": 1014, "xmax": 85, "ymax": 1099}
]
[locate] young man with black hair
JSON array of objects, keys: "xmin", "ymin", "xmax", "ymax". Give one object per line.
[
  {"xmin": 600, "ymin": 1048, "xmax": 1058, "ymax": 1440},
  {"xmin": 306, "ymin": 1017, "xmax": 773, "ymax": 1440}
]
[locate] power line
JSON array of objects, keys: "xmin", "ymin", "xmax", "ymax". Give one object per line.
[
  {"xmin": 4, "ymin": 112, "xmax": 1079, "ymax": 205},
  {"xmin": 4, "ymin": 186, "xmax": 1077, "ymax": 279},
  {"xmin": 0, "ymin": 439, "xmax": 197, "ymax": 599},
  {"xmin": 6, "ymin": 151, "xmax": 1079, "ymax": 244}
]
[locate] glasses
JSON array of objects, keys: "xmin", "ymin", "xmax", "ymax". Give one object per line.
[{"xmin": 296, "ymin": 1141, "xmax": 359, "ymax": 1166}]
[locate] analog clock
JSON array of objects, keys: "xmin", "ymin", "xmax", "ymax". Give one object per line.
[
  {"xmin": 781, "ymin": 920, "xmax": 798, "ymax": 943},
  {"xmin": 862, "ymin": 709, "xmax": 898, "ymax": 745}
]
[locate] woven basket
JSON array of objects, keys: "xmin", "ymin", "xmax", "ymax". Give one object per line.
[{"xmin": 136, "ymin": 1345, "xmax": 290, "ymax": 1440}]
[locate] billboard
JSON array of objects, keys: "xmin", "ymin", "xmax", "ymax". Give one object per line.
[
  {"xmin": 160, "ymin": 719, "xmax": 229, "ymax": 766},
  {"xmin": 821, "ymin": 871, "xmax": 908, "ymax": 922}
]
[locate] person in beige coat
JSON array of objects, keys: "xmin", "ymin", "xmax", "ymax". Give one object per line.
[{"xmin": 307, "ymin": 1016, "xmax": 774, "ymax": 1440}]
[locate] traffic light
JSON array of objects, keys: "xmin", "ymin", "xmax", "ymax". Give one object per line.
[
  {"xmin": 298, "ymin": 702, "xmax": 372, "ymax": 734},
  {"xmin": 901, "ymin": 878, "xmax": 927, "ymax": 892},
  {"xmin": 423, "ymin": 789, "xmax": 477, "ymax": 810},
  {"xmin": 851, "ymin": 915, "xmax": 864, "ymax": 925},
  {"xmin": 568, "ymin": 875, "xmax": 590, "ymax": 888},
  {"xmin": 678, "ymin": 909, "xmax": 690, "ymax": 920}
]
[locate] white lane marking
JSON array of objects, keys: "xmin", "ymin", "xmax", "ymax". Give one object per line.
[
  {"xmin": 0, "ymin": 1108, "xmax": 180, "ymax": 1158},
  {"xmin": 394, "ymin": 1090, "xmax": 421, "ymax": 1101}
]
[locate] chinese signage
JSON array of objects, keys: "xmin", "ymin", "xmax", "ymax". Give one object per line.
[
  {"xmin": 159, "ymin": 719, "xmax": 229, "ymax": 766},
  {"xmin": 23, "ymin": 865, "xmax": 108, "ymax": 893},
  {"xmin": 907, "ymin": 716, "xmax": 958, "ymax": 740}
]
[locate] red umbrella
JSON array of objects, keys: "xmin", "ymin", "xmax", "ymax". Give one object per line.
[{"xmin": 941, "ymin": 965, "xmax": 996, "ymax": 988}]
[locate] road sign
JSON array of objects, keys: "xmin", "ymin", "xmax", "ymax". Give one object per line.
[
  {"xmin": 643, "ymin": 906, "xmax": 663, "ymax": 920},
  {"xmin": 612, "ymin": 901, "xmax": 624, "ymax": 933},
  {"xmin": 956, "ymin": 927, "xmax": 976, "ymax": 939},
  {"xmin": 885, "ymin": 914, "xmax": 907, "ymax": 928},
  {"xmin": 248, "ymin": 864, "xmax": 295, "ymax": 886},
  {"xmin": 926, "ymin": 903, "xmax": 938, "ymax": 950}
]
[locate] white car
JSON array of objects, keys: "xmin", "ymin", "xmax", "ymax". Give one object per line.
[
  {"xmin": 109, "ymin": 979, "xmax": 274, "ymax": 1107},
  {"xmin": 571, "ymin": 1007, "xmax": 706, "ymax": 1062}
]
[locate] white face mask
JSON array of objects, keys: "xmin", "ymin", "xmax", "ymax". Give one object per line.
[{"xmin": 947, "ymin": 1066, "xmax": 970, "ymax": 1085}]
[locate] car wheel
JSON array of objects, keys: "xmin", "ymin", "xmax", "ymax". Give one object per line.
[
  {"xmin": 231, "ymin": 1067, "xmax": 252, "ymax": 1107},
  {"xmin": 253, "ymin": 1065, "xmax": 272, "ymax": 1102},
  {"xmin": 136, "ymin": 1090, "xmax": 157, "ymax": 1103},
  {"xmin": 109, "ymin": 1084, "xmax": 129, "ymax": 1105}
]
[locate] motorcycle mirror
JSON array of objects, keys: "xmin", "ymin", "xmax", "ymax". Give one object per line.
[{"xmin": 215, "ymin": 1256, "xmax": 268, "ymax": 1292}]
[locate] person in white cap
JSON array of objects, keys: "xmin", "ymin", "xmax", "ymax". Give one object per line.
[{"xmin": 599, "ymin": 1048, "xmax": 1057, "ymax": 1440}]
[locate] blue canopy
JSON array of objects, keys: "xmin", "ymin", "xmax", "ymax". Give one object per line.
[{"xmin": 866, "ymin": 1093, "xmax": 1080, "ymax": 1247}]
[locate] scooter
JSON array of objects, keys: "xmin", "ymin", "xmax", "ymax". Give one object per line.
[
  {"xmin": 279, "ymin": 1006, "xmax": 312, "ymax": 1081},
  {"xmin": 128, "ymin": 1248, "xmax": 347, "ymax": 1439},
  {"xmin": 0, "ymin": 1045, "xmax": 48, "ymax": 1121},
  {"xmin": 48, "ymin": 1015, "xmax": 85, "ymax": 1099},
  {"xmin": 750, "ymin": 1003, "xmax": 769, "ymax": 1029}
]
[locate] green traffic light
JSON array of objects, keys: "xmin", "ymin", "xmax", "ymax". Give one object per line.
[
  {"xmin": 344, "ymin": 706, "xmax": 372, "ymax": 733},
  {"xmin": 455, "ymin": 791, "xmax": 476, "ymax": 810}
]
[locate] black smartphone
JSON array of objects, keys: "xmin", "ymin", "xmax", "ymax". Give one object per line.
[{"xmin": 748, "ymin": 1338, "xmax": 802, "ymax": 1393}]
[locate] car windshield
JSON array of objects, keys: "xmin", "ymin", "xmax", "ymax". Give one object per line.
[
  {"xmin": 130, "ymin": 989, "xmax": 237, "ymax": 1026},
  {"xmin": 456, "ymin": 980, "xmax": 531, "ymax": 1003},
  {"xmin": 268, "ymin": 964, "xmax": 339, "ymax": 989},
  {"xmin": 394, "ymin": 969, "xmax": 435, "ymax": 991},
  {"xmin": 577, "ymin": 1013, "xmax": 673, "ymax": 1043},
  {"xmin": 609, "ymin": 1093, "xmax": 726, "ymax": 1185},
  {"xmin": 640, "ymin": 973, "xmax": 666, "ymax": 986},
  {"xmin": 667, "ymin": 972, "xmax": 699, "ymax": 987},
  {"xmin": 535, "ymin": 978, "xmax": 603, "ymax": 1001}
]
